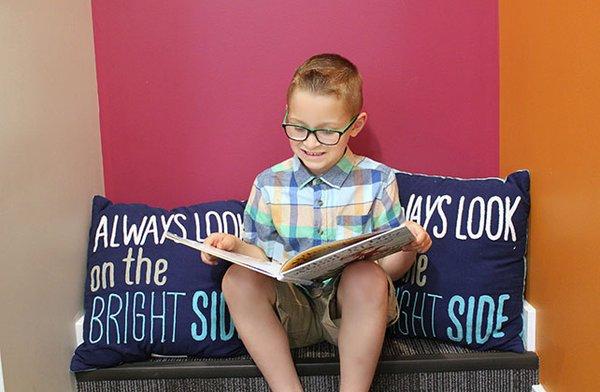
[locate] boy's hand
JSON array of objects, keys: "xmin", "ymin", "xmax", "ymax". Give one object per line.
[
  {"xmin": 402, "ymin": 221, "xmax": 432, "ymax": 253},
  {"xmin": 200, "ymin": 233, "xmax": 241, "ymax": 266}
]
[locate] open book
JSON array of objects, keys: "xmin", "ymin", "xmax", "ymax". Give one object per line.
[{"xmin": 165, "ymin": 225, "xmax": 414, "ymax": 285}]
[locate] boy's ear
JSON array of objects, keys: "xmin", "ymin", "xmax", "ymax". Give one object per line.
[{"xmin": 349, "ymin": 112, "xmax": 368, "ymax": 137}]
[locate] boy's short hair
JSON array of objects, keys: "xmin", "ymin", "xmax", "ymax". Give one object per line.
[{"xmin": 287, "ymin": 53, "xmax": 363, "ymax": 116}]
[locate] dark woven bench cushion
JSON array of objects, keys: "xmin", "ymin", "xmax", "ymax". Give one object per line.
[{"xmin": 76, "ymin": 337, "xmax": 538, "ymax": 386}]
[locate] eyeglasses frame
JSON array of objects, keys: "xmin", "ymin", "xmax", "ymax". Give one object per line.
[{"xmin": 281, "ymin": 109, "xmax": 359, "ymax": 146}]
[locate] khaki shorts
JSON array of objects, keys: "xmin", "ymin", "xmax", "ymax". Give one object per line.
[{"xmin": 274, "ymin": 271, "xmax": 399, "ymax": 348}]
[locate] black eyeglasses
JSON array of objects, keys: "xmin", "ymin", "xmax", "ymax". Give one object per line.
[{"xmin": 281, "ymin": 110, "xmax": 359, "ymax": 146}]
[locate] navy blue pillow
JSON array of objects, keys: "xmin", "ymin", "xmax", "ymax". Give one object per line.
[
  {"xmin": 391, "ymin": 171, "xmax": 530, "ymax": 352},
  {"xmin": 71, "ymin": 196, "xmax": 246, "ymax": 371}
]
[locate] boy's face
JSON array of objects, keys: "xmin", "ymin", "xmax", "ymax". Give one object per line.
[{"xmin": 286, "ymin": 89, "xmax": 366, "ymax": 176}]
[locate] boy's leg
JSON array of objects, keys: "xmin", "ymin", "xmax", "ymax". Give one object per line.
[
  {"xmin": 222, "ymin": 265, "xmax": 303, "ymax": 392},
  {"xmin": 335, "ymin": 261, "xmax": 391, "ymax": 392}
]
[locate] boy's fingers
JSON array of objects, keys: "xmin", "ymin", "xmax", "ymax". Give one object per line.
[
  {"xmin": 401, "ymin": 241, "xmax": 419, "ymax": 251},
  {"xmin": 202, "ymin": 258, "xmax": 219, "ymax": 266},
  {"xmin": 200, "ymin": 251, "xmax": 219, "ymax": 265},
  {"xmin": 402, "ymin": 237, "xmax": 432, "ymax": 252},
  {"xmin": 204, "ymin": 233, "xmax": 224, "ymax": 247},
  {"xmin": 198, "ymin": 233, "xmax": 237, "ymax": 265},
  {"xmin": 219, "ymin": 235, "xmax": 238, "ymax": 251},
  {"xmin": 416, "ymin": 239, "xmax": 432, "ymax": 253}
]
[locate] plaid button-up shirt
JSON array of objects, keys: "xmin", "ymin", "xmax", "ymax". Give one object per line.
[{"xmin": 243, "ymin": 149, "xmax": 405, "ymax": 264}]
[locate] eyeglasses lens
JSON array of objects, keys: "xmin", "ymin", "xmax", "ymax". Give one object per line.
[{"xmin": 283, "ymin": 126, "xmax": 340, "ymax": 145}]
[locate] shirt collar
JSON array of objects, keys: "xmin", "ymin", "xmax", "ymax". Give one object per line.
[{"xmin": 292, "ymin": 148, "xmax": 360, "ymax": 189}]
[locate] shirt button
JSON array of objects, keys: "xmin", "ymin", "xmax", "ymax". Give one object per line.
[
  {"xmin": 316, "ymin": 199, "xmax": 323, "ymax": 207},
  {"xmin": 314, "ymin": 178, "xmax": 321, "ymax": 185}
]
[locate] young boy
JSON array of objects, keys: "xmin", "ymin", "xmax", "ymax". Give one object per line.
[{"xmin": 201, "ymin": 54, "xmax": 431, "ymax": 392}]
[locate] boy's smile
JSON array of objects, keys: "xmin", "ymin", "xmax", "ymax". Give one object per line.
[{"xmin": 286, "ymin": 89, "xmax": 366, "ymax": 176}]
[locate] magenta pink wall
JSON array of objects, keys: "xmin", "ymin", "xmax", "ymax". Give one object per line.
[{"xmin": 92, "ymin": 1, "xmax": 498, "ymax": 209}]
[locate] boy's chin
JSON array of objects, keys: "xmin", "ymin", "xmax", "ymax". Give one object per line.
[
  {"xmin": 299, "ymin": 159, "xmax": 333, "ymax": 176},
  {"xmin": 296, "ymin": 149, "xmax": 347, "ymax": 176}
]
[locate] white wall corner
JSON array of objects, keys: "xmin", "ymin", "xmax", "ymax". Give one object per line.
[
  {"xmin": 0, "ymin": 349, "xmax": 5, "ymax": 392},
  {"xmin": 532, "ymin": 384, "xmax": 547, "ymax": 392},
  {"xmin": 523, "ymin": 300, "xmax": 536, "ymax": 351},
  {"xmin": 74, "ymin": 312, "xmax": 84, "ymax": 348}
]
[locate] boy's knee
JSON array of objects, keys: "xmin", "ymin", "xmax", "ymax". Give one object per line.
[
  {"xmin": 338, "ymin": 261, "xmax": 388, "ymax": 303},
  {"xmin": 222, "ymin": 265, "xmax": 275, "ymax": 304}
]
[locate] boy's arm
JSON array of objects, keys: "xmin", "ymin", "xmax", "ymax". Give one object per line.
[
  {"xmin": 238, "ymin": 238, "xmax": 270, "ymax": 260},
  {"xmin": 201, "ymin": 177, "xmax": 276, "ymax": 266},
  {"xmin": 200, "ymin": 233, "xmax": 269, "ymax": 265},
  {"xmin": 378, "ymin": 220, "xmax": 432, "ymax": 280},
  {"xmin": 372, "ymin": 170, "xmax": 431, "ymax": 280},
  {"xmin": 243, "ymin": 178, "xmax": 285, "ymax": 262},
  {"xmin": 378, "ymin": 250, "xmax": 417, "ymax": 281}
]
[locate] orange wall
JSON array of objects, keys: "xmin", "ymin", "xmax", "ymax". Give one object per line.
[{"xmin": 500, "ymin": 2, "xmax": 600, "ymax": 391}]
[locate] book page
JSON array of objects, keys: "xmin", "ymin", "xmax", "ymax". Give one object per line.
[
  {"xmin": 280, "ymin": 230, "xmax": 380, "ymax": 272},
  {"xmin": 164, "ymin": 232, "xmax": 281, "ymax": 278},
  {"xmin": 281, "ymin": 226, "xmax": 414, "ymax": 282}
]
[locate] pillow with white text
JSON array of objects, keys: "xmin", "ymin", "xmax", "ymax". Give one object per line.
[
  {"xmin": 71, "ymin": 196, "xmax": 246, "ymax": 371},
  {"xmin": 391, "ymin": 171, "xmax": 530, "ymax": 352}
]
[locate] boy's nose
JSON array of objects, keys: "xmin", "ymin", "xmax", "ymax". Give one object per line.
[{"xmin": 303, "ymin": 132, "xmax": 322, "ymax": 148}]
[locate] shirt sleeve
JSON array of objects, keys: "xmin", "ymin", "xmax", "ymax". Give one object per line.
[
  {"xmin": 243, "ymin": 178, "xmax": 282, "ymax": 262},
  {"xmin": 371, "ymin": 170, "xmax": 405, "ymax": 231}
]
